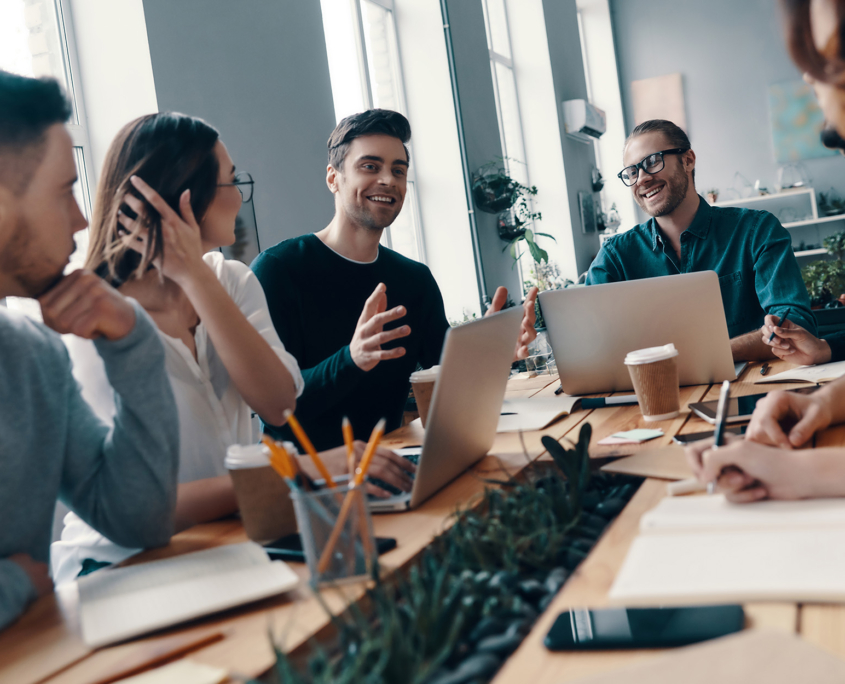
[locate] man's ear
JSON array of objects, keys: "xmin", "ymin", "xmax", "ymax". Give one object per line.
[
  {"xmin": 326, "ymin": 164, "xmax": 340, "ymax": 194},
  {"xmin": 684, "ymin": 149, "xmax": 696, "ymax": 174}
]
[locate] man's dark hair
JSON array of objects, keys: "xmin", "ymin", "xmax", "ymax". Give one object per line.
[
  {"xmin": 625, "ymin": 119, "xmax": 694, "ymax": 181},
  {"xmin": 0, "ymin": 70, "xmax": 72, "ymax": 193},
  {"xmin": 327, "ymin": 109, "xmax": 411, "ymax": 170}
]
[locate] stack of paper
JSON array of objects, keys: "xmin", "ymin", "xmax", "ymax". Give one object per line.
[
  {"xmin": 78, "ymin": 542, "xmax": 299, "ymax": 647},
  {"xmin": 569, "ymin": 630, "xmax": 845, "ymax": 684},
  {"xmin": 610, "ymin": 495, "xmax": 845, "ymax": 605}
]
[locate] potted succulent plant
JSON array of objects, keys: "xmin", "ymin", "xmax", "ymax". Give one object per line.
[{"xmin": 823, "ymin": 231, "xmax": 845, "ymax": 261}]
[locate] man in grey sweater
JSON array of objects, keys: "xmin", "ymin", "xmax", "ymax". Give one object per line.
[{"xmin": 0, "ymin": 71, "xmax": 180, "ymax": 631}]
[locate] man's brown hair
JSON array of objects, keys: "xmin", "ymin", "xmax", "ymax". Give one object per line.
[{"xmin": 327, "ymin": 109, "xmax": 411, "ymax": 170}]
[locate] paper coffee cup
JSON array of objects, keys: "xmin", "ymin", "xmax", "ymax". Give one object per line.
[
  {"xmin": 624, "ymin": 344, "xmax": 680, "ymax": 422},
  {"xmin": 226, "ymin": 443, "xmax": 297, "ymax": 544},
  {"xmin": 410, "ymin": 365, "xmax": 440, "ymax": 428}
]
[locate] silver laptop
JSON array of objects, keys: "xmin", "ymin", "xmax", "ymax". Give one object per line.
[
  {"xmin": 539, "ymin": 271, "xmax": 735, "ymax": 396},
  {"xmin": 369, "ymin": 306, "xmax": 523, "ymax": 512}
]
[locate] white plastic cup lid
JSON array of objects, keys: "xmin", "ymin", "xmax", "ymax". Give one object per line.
[
  {"xmin": 225, "ymin": 443, "xmax": 270, "ymax": 470},
  {"xmin": 624, "ymin": 343, "xmax": 679, "ymax": 365},
  {"xmin": 410, "ymin": 365, "xmax": 440, "ymax": 382}
]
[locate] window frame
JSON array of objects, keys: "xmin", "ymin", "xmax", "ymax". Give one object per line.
[{"xmin": 346, "ymin": 0, "xmax": 428, "ymax": 263}]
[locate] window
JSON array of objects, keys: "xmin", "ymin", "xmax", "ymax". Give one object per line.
[
  {"xmin": 0, "ymin": 0, "xmax": 93, "ymax": 316},
  {"xmin": 320, "ymin": 0, "xmax": 425, "ymax": 263},
  {"xmin": 481, "ymin": 0, "xmax": 529, "ymax": 188}
]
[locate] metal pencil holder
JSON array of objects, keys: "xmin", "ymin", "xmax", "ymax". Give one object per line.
[{"xmin": 291, "ymin": 484, "xmax": 377, "ymax": 586}]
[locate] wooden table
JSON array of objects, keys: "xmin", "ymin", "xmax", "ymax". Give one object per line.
[{"xmin": 3, "ymin": 364, "xmax": 844, "ymax": 684}]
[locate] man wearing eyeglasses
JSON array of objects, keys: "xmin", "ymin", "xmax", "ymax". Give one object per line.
[{"xmin": 585, "ymin": 119, "xmax": 815, "ymax": 361}]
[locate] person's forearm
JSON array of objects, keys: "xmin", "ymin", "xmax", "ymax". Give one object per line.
[
  {"xmin": 0, "ymin": 560, "xmax": 36, "ymax": 631},
  {"xmin": 172, "ymin": 476, "xmax": 239, "ymax": 533},
  {"xmin": 731, "ymin": 330, "xmax": 777, "ymax": 362},
  {"xmin": 179, "ymin": 265, "xmax": 297, "ymax": 425},
  {"xmin": 798, "ymin": 448, "xmax": 845, "ymax": 498}
]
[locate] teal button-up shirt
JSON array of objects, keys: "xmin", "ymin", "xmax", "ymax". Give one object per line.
[{"xmin": 586, "ymin": 195, "xmax": 816, "ymax": 339}]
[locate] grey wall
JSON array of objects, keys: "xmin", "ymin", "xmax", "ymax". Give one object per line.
[
  {"xmin": 543, "ymin": 0, "xmax": 601, "ymax": 274},
  {"xmin": 445, "ymin": 0, "xmax": 522, "ymax": 304},
  {"xmin": 610, "ymin": 0, "xmax": 845, "ymax": 208},
  {"xmin": 141, "ymin": 0, "xmax": 337, "ymax": 251}
]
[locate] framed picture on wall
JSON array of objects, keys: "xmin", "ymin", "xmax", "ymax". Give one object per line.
[{"xmin": 579, "ymin": 191, "xmax": 597, "ymax": 234}]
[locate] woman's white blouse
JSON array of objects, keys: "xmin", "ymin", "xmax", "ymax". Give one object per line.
[{"xmin": 50, "ymin": 252, "xmax": 303, "ymax": 585}]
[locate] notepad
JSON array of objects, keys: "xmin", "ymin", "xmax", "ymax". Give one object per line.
[
  {"xmin": 597, "ymin": 429, "xmax": 664, "ymax": 445},
  {"xmin": 496, "ymin": 396, "xmax": 581, "ymax": 432},
  {"xmin": 755, "ymin": 359, "xmax": 845, "ymax": 384},
  {"xmin": 568, "ymin": 630, "xmax": 845, "ymax": 684},
  {"xmin": 78, "ymin": 542, "xmax": 299, "ymax": 647},
  {"xmin": 609, "ymin": 495, "xmax": 845, "ymax": 605}
]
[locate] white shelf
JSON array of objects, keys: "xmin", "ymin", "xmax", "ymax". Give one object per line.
[
  {"xmin": 784, "ymin": 213, "xmax": 845, "ymax": 229},
  {"xmin": 794, "ymin": 248, "xmax": 828, "ymax": 257},
  {"xmin": 713, "ymin": 188, "xmax": 813, "ymax": 208}
]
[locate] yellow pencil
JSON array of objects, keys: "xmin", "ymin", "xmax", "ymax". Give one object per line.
[
  {"xmin": 284, "ymin": 409, "xmax": 336, "ymax": 488},
  {"xmin": 318, "ymin": 418, "xmax": 386, "ymax": 574},
  {"xmin": 354, "ymin": 418, "xmax": 386, "ymax": 487},
  {"xmin": 342, "ymin": 417, "xmax": 355, "ymax": 479},
  {"xmin": 262, "ymin": 436, "xmax": 293, "ymax": 479}
]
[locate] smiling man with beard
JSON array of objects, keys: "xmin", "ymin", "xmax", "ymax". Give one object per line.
[
  {"xmin": 585, "ymin": 119, "xmax": 815, "ymax": 361},
  {"xmin": 252, "ymin": 109, "xmax": 536, "ymax": 457}
]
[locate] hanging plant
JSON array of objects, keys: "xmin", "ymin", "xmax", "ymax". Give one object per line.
[{"xmin": 472, "ymin": 159, "xmax": 555, "ymax": 266}]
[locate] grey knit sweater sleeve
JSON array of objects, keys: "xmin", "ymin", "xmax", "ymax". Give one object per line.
[{"xmin": 0, "ymin": 302, "xmax": 179, "ymax": 631}]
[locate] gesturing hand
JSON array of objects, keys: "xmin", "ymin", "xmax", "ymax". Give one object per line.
[
  {"xmin": 486, "ymin": 286, "xmax": 539, "ymax": 361},
  {"xmin": 118, "ymin": 176, "xmax": 207, "ymax": 287},
  {"xmin": 10, "ymin": 553, "xmax": 53, "ymax": 598},
  {"xmin": 350, "ymin": 283, "xmax": 411, "ymax": 371},
  {"xmin": 760, "ymin": 314, "xmax": 831, "ymax": 365},
  {"xmin": 39, "ymin": 269, "xmax": 136, "ymax": 341},
  {"xmin": 745, "ymin": 389, "xmax": 832, "ymax": 449}
]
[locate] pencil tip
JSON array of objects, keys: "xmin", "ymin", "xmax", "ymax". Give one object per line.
[
  {"xmin": 375, "ymin": 418, "xmax": 386, "ymax": 430},
  {"xmin": 342, "ymin": 416, "xmax": 350, "ymax": 426},
  {"xmin": 283, "ymin": 408, "xmax": 293, "ymax": 419}
]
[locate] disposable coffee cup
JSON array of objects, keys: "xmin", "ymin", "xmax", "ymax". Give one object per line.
[
  {"xmin": 410, "ymin": 365, "xmax": 440, "ymax": 428},
  {"xmin": 226, "ymin": 443, "xmax": 298, "ymax": 544},
  {"xmin": 624, "ymin": 343, "xmax": 681, "ymax": 422}
]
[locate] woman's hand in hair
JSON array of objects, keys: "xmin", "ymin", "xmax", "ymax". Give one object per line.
[{"xmin": 119, "ymin": 176, "xmax": 207, "ymax": 287}]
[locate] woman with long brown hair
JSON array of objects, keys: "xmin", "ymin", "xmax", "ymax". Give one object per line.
[{"xmin": 50, "ymin": 112, "xmax": 306, "ymax": 582}]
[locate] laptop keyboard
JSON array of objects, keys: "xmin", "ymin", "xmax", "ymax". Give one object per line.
[{"xmin": 368, "ymin": 451, "xmax": 419, "ymax": 498}]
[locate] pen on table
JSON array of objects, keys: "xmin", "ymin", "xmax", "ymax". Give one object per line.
[
  {"xmin": 707, "ymin": 379, "xmax": 732, "ymax": 494},
  {"xmin": 284, "ymin": 409, "xmax": 337, "ymax": 488},
  {"xmin": 760, "ymin": 362, "xmax": 770, "ymax": 376},
  {"xmin": 580, "ymin": 395, "xmax": 639, "ymax": 409},
  {"xmin": 555, "ymin": 383, "xmax": 564, "ymax": 395},
  {"xmin": 767, "ymin": 307, "xmax": 792, "ymax": 343}
]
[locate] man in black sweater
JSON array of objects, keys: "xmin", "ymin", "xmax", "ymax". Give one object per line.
[{"xmin": 252, "ymin": 110, "xmax": 536, "ymax": 478}]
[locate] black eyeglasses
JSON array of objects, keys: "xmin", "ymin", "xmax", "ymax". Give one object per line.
[
  {"xmin": 617, "ymin": 148, "xmax": 688, "ymax": 187},
  {"xmin": 218, "ymin": 171, "xmax": 254, "ymax": 203}
]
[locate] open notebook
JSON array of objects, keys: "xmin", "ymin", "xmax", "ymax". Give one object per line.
[
  {"xmin": 496, "ymin": 396, "xmax": 581, "ymax": 432},
  {"xmin": 755, "ymin": 359, "xmax": 845, "ymax": 385},
  {"xmin": 78, "ymin": 542, "xmax": 299, "ymax": 647},
  {"xmin": 609, "ymin": 495, "xmax": 845, "ymax": 605}
]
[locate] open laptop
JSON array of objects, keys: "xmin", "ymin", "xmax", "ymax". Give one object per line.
[
  {"xmin": 369, "ymin": 306, "xmax": 523, "ymax": 512},
  {"xmin": 539, "ymin": 271, "xmax": 736, "ymax": 396}
]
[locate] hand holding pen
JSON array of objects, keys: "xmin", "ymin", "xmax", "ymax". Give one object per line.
[{"xmin": 761, "ymin": 311, "xmax": 833, "ymax": 366}]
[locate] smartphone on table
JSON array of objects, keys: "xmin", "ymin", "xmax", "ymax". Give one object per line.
[
  {"xmin": 688, "ymin": 386, "xmax": 819, "ymax": 425},
  {"xmin": 263, "ymin": 533, "xmax": 397, "ymax": 562},
  {"xmin": 544, "ymin": 604, "xmax": 744, "ymax": 650}
]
